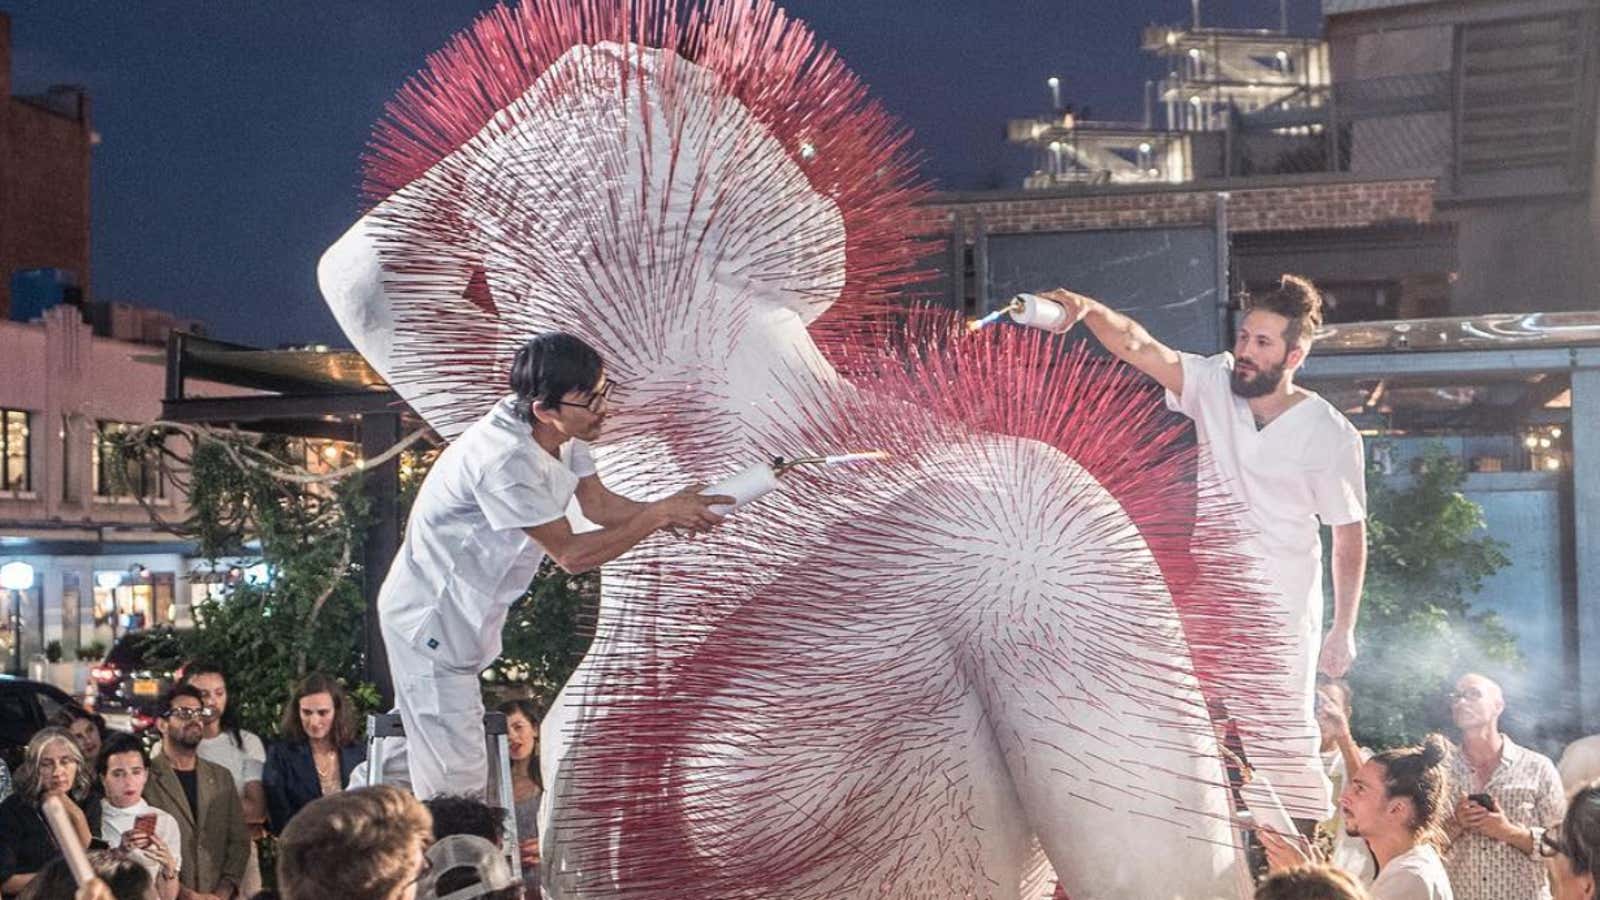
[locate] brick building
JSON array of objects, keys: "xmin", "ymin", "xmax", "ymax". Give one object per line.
[
  {"xmin": 0, "ymin": 11, "xmax": 93, "ymax": 321},
  {"xmin": 0, "ymin": 13, "xmax": 235, "ymax": 687}
]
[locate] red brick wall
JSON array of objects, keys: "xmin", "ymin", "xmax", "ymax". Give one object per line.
[
  {"xmin": 0, "ymin": 13, "xmax": 93, "ymax": 319},
  {"xmin": 929, "ymin": 176, "xmax": 1437, "ymax": 238}
]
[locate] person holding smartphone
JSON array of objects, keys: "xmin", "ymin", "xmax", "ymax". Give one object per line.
[
  {"xmin": 96, "ymin": 732, "xmax": 180, "ymax": 900},
  {"xmin": 1445, "ymin": 673, "xmax": 1566, "ymax": 900}
]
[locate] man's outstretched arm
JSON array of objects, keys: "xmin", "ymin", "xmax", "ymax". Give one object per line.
[
  {"xmin": 574, "ymin": 473, "xmax": 647, "ymax": 528},
  {"xmin": 1039, "ymin": 288, "xmax": 1185, "ymax": 396},
  {"xmin": 528, "ymin": 486, "xmax": 732, "ymax": 574}
]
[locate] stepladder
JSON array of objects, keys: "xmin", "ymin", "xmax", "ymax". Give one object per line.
[{"xmin": 364, "ymin": 711, "xmax": 524, "ymax": 885}]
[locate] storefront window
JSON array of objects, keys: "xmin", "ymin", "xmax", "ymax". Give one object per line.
[
  {"xmin": 93, "ymin": 422, "xmax": 167, "ymax": 500},
  {"xmin": 61, "ymin": 573, "xmax": 81, "ymax": 657},
  {"xmin": 1, "ymin": 408, "xmax": 32, "ymax": 493},
  {"xmin": 3, "ymin": 587, "xmax": 42, "ymax": 675},
  {"xmin": 89, "ymin": 570, "xmax": 176, "ymax": 645}
]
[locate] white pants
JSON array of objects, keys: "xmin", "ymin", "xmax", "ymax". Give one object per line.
[{"xmin": 383, "ymin": 623, "xmax": 488, "ymax": 800}]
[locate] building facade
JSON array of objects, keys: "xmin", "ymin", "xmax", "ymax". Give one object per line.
[
  {"xmin": 928, "ymin": 0, "xmax": 1600, "ymax": 738},
  {"xmin": 0, "ymin": 12, "xmax": 93, "ymax": 321},
  {"xmin": 0, "ymin": 303, "xmax": 245, "ymax": 676}
]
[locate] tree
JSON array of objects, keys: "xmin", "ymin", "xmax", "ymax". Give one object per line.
[
  {"xmin": 110, "ymin": 429, "xmax": 378, "ymax": 737},
  {"xmin": 1337, "ymin": 444, "xmax": 1518, "ymax": 749},
  {"xmin": 487, "ymin": 562, "xmax": 600, "ymax": 710}
]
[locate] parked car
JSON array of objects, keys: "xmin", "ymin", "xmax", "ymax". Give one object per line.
[
  {"xmin": 0, "ymin": 676, "xmax": 95, "ymax": 770},
  {"xmin": 90, "ymin": 628, "xmax": 189, "ymax": 724}
]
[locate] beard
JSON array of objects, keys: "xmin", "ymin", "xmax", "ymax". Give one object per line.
[{"xmin": 1230, "ymin": 357, "xmax": 1287, "ymax": 398}]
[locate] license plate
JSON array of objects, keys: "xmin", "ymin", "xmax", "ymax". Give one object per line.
[{"xmin": 133, "ymin": 679, "xmax": 159, "ymax": 697}]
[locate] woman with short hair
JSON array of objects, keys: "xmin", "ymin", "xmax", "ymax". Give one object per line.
[{"xmin": 0, "ymin": 727, "xmax": 103, "ymax": 897}]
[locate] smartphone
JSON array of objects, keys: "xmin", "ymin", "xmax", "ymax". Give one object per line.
[
  {"xmin": 133, "ymin": 813, "xmax": 158, "ymax": 836},
  {"xmin": 1468, "ymin": 792, "xmax": 1498, "ymax": 812}
]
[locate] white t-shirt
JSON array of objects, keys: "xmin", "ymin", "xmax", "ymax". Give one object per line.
[
  {"xmin": 1370, "ymin": 843, "xmax": 1454, "ymax": 900},
  {"xmin": 379, "ymin": 395, "xmax": 596, "ymax": 668},
  {"xmin": 1165, "ymin": 352, "xmax": 1367, "ymax": 610},
  {"xmin": 100, "ymin": 799, "xmax": 183, "ymax": 882},
  {"xmin": 197, "ymin": 730, "xmax": 267, "ymax": 790},
  {"xmin": 1166, "ymin": 352, "xmax": 1366, "ymax": 817}
]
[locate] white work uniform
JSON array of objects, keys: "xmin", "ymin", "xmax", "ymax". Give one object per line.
[
  {"xmin": 1166, "ymin": 352, "xmax": 1366, "ymax": 819},
  {"xmin": 380, "ymin": 395, "xmax": 595, "ymax": 799}
]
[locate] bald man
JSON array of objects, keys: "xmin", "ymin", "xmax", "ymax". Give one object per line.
[{"xmin": 1445, "ymin": 673, "xmax": 1565, "ymax": 900}]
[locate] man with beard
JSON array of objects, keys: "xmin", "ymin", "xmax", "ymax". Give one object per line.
[
  {"xmin": 1042, "ymin": 275, "xmax": 1368, "ymax": 824},
  {"xmin": 378, "ymin": 332, "xmax": 732, "ymax": 801},
  {"xmin": 1263, "ymin": 735, "xmax": 1455, "ymax": 899},
  {"xmin": 143, "ymin": 684, "xmax": 250, "ymax": 900}
]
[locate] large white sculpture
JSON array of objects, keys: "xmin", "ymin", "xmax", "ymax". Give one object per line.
[{"xmin": 318, "ymin": 3, "xmax": 1302, "ymax": 897}]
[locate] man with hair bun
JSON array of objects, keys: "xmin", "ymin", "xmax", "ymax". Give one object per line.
[
  {"xmin": 1264, "ymin": 734, "xmax": 1455, "ymax": 899},
  {"xmin": 1043, "ymin": 275, "xmax": 1369, "ymax": 823}
]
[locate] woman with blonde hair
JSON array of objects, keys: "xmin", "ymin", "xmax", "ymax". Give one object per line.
[{"xmin": 0, "ymin": 727, "xmax": 103, "ymax": 896}]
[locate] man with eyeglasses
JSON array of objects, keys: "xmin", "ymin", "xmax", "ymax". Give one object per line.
[
  {"xmin": 143, "ymin": 684, "xmax": 250, "ymax": 900},
  {"xmin": 378, "ymin": 332, "xmax": 734, "ymax": 801},
  {"xmin": 1539, "ymin": 780, "xmax": 1597, "ymax": 900},
  {"xmin": 1444, "ymin": 672, "xmax": 1566, "ymax": 900}
]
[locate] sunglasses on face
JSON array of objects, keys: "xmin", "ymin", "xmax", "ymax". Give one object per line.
[
  {"xmin": 1539, "ymin": 823, "xmax": 1594, "ymax": 875},
  {"xmin": 164, "ymin": 707, "xmax": 215, "ymax": 721}
]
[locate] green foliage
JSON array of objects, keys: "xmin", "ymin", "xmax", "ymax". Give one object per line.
[
  {"xmin": 159, "ymin": 432, "xmax": 591, "ymax": 735},
  {"xmin": 45, "ymin": 640, "xmax": 62, "ymax": 664},
  {"xmin": 132, "ymin": 435, "xmax": 380, "ymax": 739},
  {"xmin": 74, "ymin": 641, "xmax": 107, "ymax": 662},
  {"xmin": 486, "ymin": 561, "xmax": 600, "ymax": 710},
  {"xmin": 1340, "ymin": 445, "xmax": 1519, "ymax": 749}
]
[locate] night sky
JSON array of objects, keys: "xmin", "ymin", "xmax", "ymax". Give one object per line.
[{"xmin": 4, "ymin": 1, "xmax": 1320, "ymax": 348}]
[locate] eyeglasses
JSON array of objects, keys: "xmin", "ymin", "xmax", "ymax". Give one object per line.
[
  {"xmin": 1539, "ymin": 824, "xmax": 1565, "ymax": 859},
  {"xmin": 1450, "ymin": 689, "xmax": 1487, "ymax": 702},
  {"xmin": 555, "ymin": 379, "xmax": 614, "ymax": 414},
  {"xmin": 1538, "ymin": 822, "xmax": 1594, "ymax": 875},
  {"xmin": 164, "ymin": 707, "xmax": 215, "ymax": 721}
]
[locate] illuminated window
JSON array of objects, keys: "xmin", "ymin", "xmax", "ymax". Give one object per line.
[
  {"xmin": 1, "ymin": 409, "xmax": 32, "ymax": 493},
  {"xmin": 93, "ymin": 421, "xmax": 166, "ymax": 499}
]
